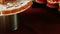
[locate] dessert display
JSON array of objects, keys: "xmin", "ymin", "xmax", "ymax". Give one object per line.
[
  {"xmin": 0, "ymin": 0, "xmax": 33, "ymax": 16},
  {"xmin": 33, "ymin": 0, "xmax": 60, "ymax": 11}
]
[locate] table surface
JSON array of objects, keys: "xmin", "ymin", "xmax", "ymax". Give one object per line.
[{"xmin": 0, "ymin": 2, "xmax": 60, "ymax": 34}]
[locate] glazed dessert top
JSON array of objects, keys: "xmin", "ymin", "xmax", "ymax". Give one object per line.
[{"xmin": 0, "ymin": 0, "xmax": 31, "ymax": 11}]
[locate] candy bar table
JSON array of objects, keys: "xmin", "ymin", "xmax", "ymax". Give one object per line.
[{"xmin": 1, "ymin": 2, "xmax": 60, "ymax": 34}]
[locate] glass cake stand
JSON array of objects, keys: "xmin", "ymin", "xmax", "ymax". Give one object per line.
[{"xmin": 0, "ymin": 0, "xmax": 33, "ymax": 32}]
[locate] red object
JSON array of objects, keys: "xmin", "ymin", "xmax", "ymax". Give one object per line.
[
  {"xmin": 58, "ymin": 5, "xmax": 60, "ymax": 11},
  {"xmin": 47, "ymin": 2, "xmax": 58, "ymax": 8},
  {"xmin": 47, "ymin": 0, "xmax": 58, "ymax": 8},
  {"xmin": 36, "ymin": 0, "xmax": 46, "ymax": 4}
]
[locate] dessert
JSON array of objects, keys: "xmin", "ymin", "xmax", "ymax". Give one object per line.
[
  {"xmin": 47, "ymin": 0, "xmax": 58, "ymax": 8},
  {"xmin": 0, "ymin": 0, "xmax": 33, "ymax": 16}
]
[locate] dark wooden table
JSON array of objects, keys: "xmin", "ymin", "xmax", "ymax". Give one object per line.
[{"xmin": 0, "ymin": 2, "xmax": 60, "ymax": 34}]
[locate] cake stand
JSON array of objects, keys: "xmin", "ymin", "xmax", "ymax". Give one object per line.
[{"xmin": 0, "ymin": 0, "xmax": 33, "ymax": 32}]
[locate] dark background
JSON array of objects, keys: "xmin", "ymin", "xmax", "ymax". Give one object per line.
[{"xmin": 0, "ymin": 2, "xmax": 60, "ymax": 34}]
